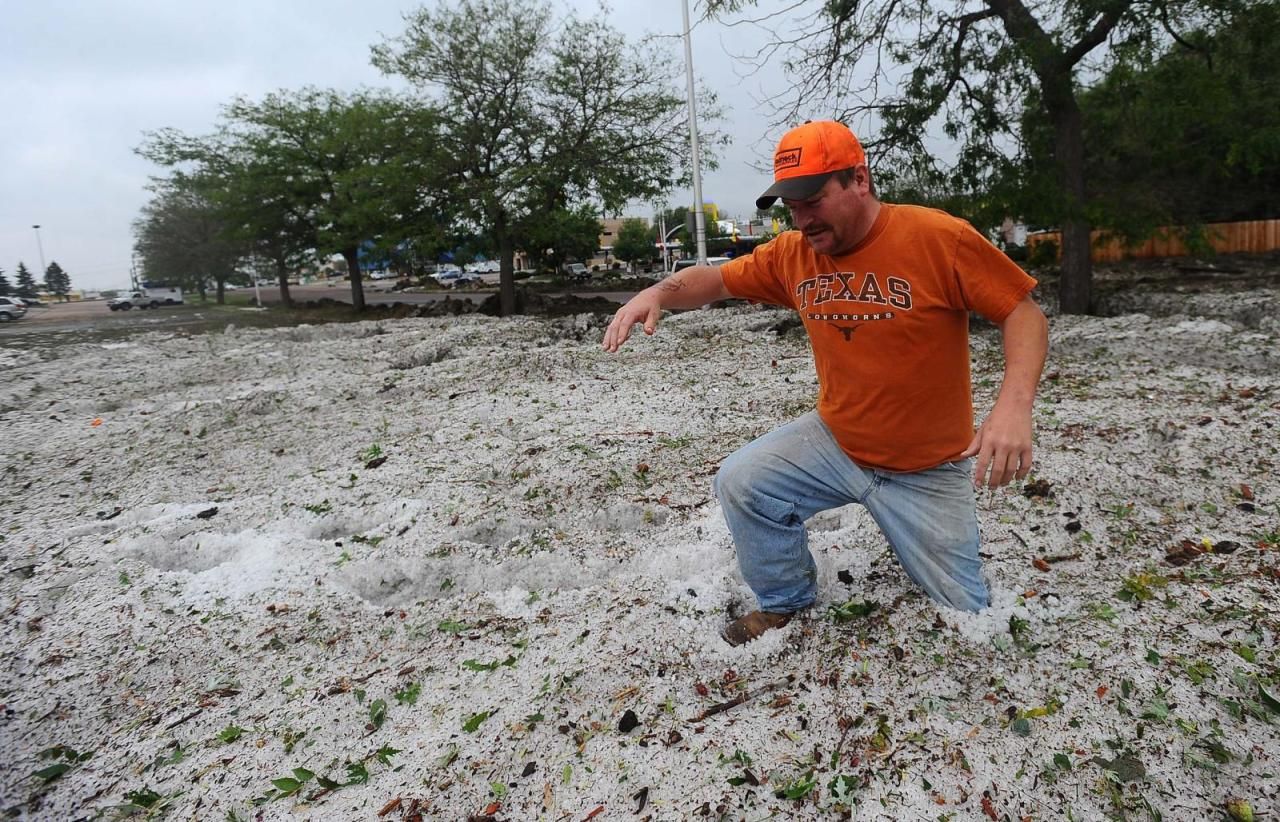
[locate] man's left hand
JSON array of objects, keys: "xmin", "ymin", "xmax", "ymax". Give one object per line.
[{"xmin": 961, "ymin": 402, "xmax": 1033, "ymax": 489}]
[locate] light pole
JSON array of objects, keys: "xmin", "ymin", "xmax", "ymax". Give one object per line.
[
  {"xmin": 680, "ymin": 0, "xmax": 708, "ymax": 266},
  {"xmin": 32, "ymin": 225, "xmax": 48, "ymax": 279}
]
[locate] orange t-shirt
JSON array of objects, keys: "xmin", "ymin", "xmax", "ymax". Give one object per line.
[{"xmin": 720, "ymin": 203, "xmax": 1036, "ymax": 472}]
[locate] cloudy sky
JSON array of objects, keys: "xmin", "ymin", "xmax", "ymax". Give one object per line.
[{"xmin": 1, "ymin": 0, "xmax": 799, "ymax": 291}]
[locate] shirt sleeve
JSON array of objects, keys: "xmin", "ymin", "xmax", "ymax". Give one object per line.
[
  {"xmin": 718, "ymin": 234, "xmax": 797, "ymax": 309},
  {"xmin": 953, "ymin": 223, "xmax": 1038, "ymax": 323}
]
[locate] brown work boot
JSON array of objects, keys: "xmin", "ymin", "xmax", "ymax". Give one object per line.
[{"xmin": 721, "ymin": 610, "xmax": 794, "ymax": 646}]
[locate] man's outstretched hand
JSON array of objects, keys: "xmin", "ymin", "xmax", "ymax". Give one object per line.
[
  {"xmin": 961, "ymin": 401, "xmax": 1033, "ymax": 489},
  {"xmin": 602, "ymin": 293, "xmax": 664, "ymax": 353}
]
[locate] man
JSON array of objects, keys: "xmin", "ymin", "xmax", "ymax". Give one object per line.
[{"xmin": 603, "ymin": 121, "xmax": 1048, "ymax": 646}]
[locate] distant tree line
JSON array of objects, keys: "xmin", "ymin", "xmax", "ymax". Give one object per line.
[
  {"xmin": 0, "ymin": 261, "xmax": 71, "ymax": 300},
  {"xmin": 136, "ymin": 0, "xmax": 722, "ymax": 315}
]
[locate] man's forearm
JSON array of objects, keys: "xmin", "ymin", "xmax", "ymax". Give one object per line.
[
  {"xmin": 644, "ymin": 266, "xmax": 732, "ymax": 310},
  {"xmin": 996, "ymin": 297, "xmax": 1049, "ymax": 409}
]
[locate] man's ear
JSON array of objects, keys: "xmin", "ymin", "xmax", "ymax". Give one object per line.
[{"xmin": 854, "ymin": 165, "xmax": 872, "ymax": 192}]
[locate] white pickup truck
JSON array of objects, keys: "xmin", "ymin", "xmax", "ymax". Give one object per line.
[{"xmin": 108, "ymin": 287, "xmax": 184, "ymax": 310}]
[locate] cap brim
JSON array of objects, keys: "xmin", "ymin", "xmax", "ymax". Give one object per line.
[{"xmin": 755, "ymin": 172, "xmax": 835, "ymax": 210}]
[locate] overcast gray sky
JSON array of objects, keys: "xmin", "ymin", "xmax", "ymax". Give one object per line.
[{"xmin": 1, "ymin": 0, "xmax": 794, "ymax": 290}]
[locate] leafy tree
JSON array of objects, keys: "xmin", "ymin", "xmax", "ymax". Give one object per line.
[
  {"xmin": 141, "ymin": 89, "xmax": 448, "ymax": 310},
  {"xmin": 373, "ymin": 0, "xmax": 720, "ymax": 315},
  {"xmin": 1011, "ymin": 2, "xmax": 1280, "ymax": 243},
  {"xmin": 43, "ymin": 261, "xmax": 71, "ymax": 301},
  {"xmin": 708, "ymin": 0, "xmax": 1242, "ymax": 313},
  {"xmin": 522, "ymin": 207, "xmax": 603, "ymax": 274},
  {"xmin": 133, "ymin": 177, "xmax": 243, "ymax": 302},
  {"xmin": 0, "ymin": 267, "xmax": 10, "ymax": 296},
  {"xmin": 14, "ymin": 262, "xmax": 38, "ymax": 299},
  {"xmin": 613, "ymin": 218, "xmax": 659, "ymax": 273}
]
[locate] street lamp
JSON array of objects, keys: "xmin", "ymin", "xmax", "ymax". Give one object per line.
[
  {"xmin": 32, "ymin": 224, "xmax": 48, "ymax": 278},
  {"xmin": 680, "ymin": 0, "xmax": 708, "ymax": 266}
]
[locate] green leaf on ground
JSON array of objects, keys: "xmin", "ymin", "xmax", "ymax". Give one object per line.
[
  {"xmin": 217, "ymin": 725, "xmax": 245, "ymax": 743},
  {"xmin": 369, "ymin": 699, "xmax": 387, "ymax": 730},
  {"xmin": 463, "ymin": 710, "xmax": 493, "ymax": 732},
  {"xmin": 463, "ymin": 656, "xmax": 517, "ymax": 672},
  {"xmin": 123, "ymin": 787, "xmax": 163, "ymax": 808},
  {"xmin": 394, "ymin": 682, "xmax": 421, "ymax": 705},
  {"xmin": 775, "ymin": 772, "xmax": 818, "ymax": 800},
  {"xmin": 827, "ymin": 599, "xmax": 879, "ymax": 622},
  {"xmin": 31, "ymin": 763, "xmax": 71, "ymax": 783},
  {"xmin": 1141, "ymin": 697, "xmax": 1170, "ymax": 721},
  {"xmin": 345, "ymin": 762, "xmax": 370, "ymax": 784},
  {"xmin": 1091, "ymin": 754, "xmax": 1146, "ymax": 782}
]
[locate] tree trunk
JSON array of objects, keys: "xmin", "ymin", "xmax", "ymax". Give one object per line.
[
  {"xmin": 276, "ymin": 257, "xmax": 293, "ymax": 307},
  {"xmin": 1047, "ymin": 84, "xmax": 1093, "ymax": 314},
  {"xmin": 215, "ymin": 280, "xmax": 226, "ymax": 305},
  {"xmin": 344, "ymin": 248, "xmax": 366, "ymax": 311},
  {"xmin": 495, "ymin": 211, "xmax": 517, "ymax": 316}
]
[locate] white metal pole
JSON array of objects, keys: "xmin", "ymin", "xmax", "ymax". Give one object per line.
[
  {"xmin": 659, "ymin": 213, "xmax": 669, "ymax": 274},
  {"xmin": 680, "ymin": 0, "xmax": 708, "ymax": 266},
  {"xmin": 32, "ymin": 225, "xmax": 48, "ymax": 279}
]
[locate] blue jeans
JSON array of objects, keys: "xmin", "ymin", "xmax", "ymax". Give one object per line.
[{"xmin": 713, "ymin": 411, "xmax": 988, "ymax": 614}]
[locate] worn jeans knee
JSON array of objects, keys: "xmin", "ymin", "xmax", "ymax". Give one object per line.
[{"xmin": 715, "ymin": 412, "xmax": 988, "ymax": 615}]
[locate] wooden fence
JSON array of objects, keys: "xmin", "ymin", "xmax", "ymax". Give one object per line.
[{"xmin": 1026, "ymin": 219, "xmax": 1280, "ymax": 263}]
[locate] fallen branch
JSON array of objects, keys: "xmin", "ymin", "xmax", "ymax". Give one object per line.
[
  {"xmin": 164, "ymin": 708, "xmax": 202, "ymax": 730},
  {"xmin": 688, "ymin": 677, "xmax": 792, "ymax": 723},
  {"xmin": 354, "ymin": 666, "xmax": 387, "ymax": 684}
]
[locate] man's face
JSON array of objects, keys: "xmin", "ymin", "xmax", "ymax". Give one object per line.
[{"xmin": 782, "ymin": 169, "xmax": 871, "ymax": 256}]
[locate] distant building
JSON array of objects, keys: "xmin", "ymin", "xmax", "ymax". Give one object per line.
[{"xmin": 1000, "ymin": 217, "xmax": 1028, "ymax": 248}]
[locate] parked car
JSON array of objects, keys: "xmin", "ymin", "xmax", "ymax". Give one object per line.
[
  {"xmin": 563, "ymin": 262, "xmax": 590, "ymax": 282},
  {"xmin": 0, "ymin": 296, "xmax": 28, "ymax": 322},
  {"xmin": 431, "ymin": 267, "xmax": 478, "ymax": 288},
  {"xmin": 669, "ymin": 256, "xmax": 732, "ymax": 276}
]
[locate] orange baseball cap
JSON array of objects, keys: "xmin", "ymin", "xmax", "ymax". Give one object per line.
[{"xmin": 755, "ymin": 120, "xmax": 866, "ymax": 209}]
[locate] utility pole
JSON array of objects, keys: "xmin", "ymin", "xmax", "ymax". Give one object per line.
[
  {"xmin": 32, "ymin": 225, "xmax": 47, "ymax": 279},
  {"xmin": 658, "ymin": 213, "xmax": 669, "ymax": 274},
  {"xmin": 680, "ymin": 0, "xmax": 708, "ymax": 266}
]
